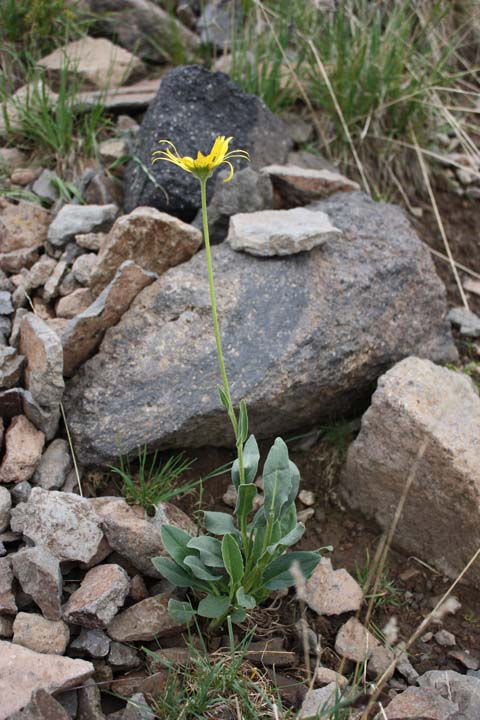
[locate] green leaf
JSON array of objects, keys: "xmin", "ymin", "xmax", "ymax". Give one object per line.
[
  {"xmin": 187, "ymin": 536, "xmax": 224, "ymax": 568},
  {"xmin": 151, "ymin": 556, "xmax": 195, "ymax": 588},
  {"xmin": 231, "ymin": 435, "xmax": 259, "ymax": 489},
  {"xmin": 204, "ymin": 511, "xmax": 238, "ymax": 536},
  {"xmin": 184, "ymin": 555, "xmax": 224, "ymax": 582},
  {"xmin": 217, "ymin": 385, "xmax": 230, "ymax": 410},
  {"xmin": 263, "ymin": 551, "xmax": 320, "ymax": 590},
  {"xmin": 222, "ymin": 533, "xmax": 244, "ymax": 587},
  {"xmin": 197, "ymin": 594, "xmax": 230, "ymax": 619},
  {"xmin": 236, "ymin": 587, "xmax": 256, "ymax": 609},
  {"xmin": 237, "ymin": 400, "xmax": 248, "ymax": 444},
  {"xmin": 168, "ymin": 599, "xmax": 196, "ymax": 624},
  {"xmin": 262, "ymin": 437, "xmax": 294, "ymax": 520},
  {"xmin": 160, "ymin": 525, "xmax": 193, "ymax": 566},
  {"xmin": 230, "ymin": 608, "xmax": 247, "ymax": 624},
  {"xmin": 267, "ymin": 522, "xmax": 305, "ymax": 553},
  {"xmin": 286, "ymin": 460, "xmax": 300, "ymax": 506},
  {"xmin": 235, "ymin": 483, "xmax": 257, "ymax": 518}
]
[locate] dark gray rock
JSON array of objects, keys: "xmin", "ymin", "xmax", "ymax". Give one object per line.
[
  {"xmin": 70, "ymin": 628, "xmax": 110, "ymax": 659},
  {"xmin": 0, "ymin": 346, "xmax": 24, "ymax": 390},
  {"xmin": 32, "ymin": 439, "xmax": 73, "ymax": 491},
  {"xmin": 124, "ymin": 65, "xmax": 292, "ymax": 219},
  {"xmin": 64, "ymin": 192, "xmax": 456, "ymax": 466}
]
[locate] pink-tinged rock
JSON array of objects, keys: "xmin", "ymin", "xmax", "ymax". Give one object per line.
[
  {"xmin": 91, "ymin": 497, "xmax": 165, "ymax": 578},
  {"xmin": 0, "ymin": 557, "xmax": 17, "ymax": 614},
  {"xmin": 38, "ymin": 37, "xmax": 145, "ymax": 90},
  {"xmin": 7, "ymin": 688, "xmax": 71, "ymax": 720},
  {"xmin": 19, "ymin": 488, "xmax": 104, "ymax": 564},
  {"xmin": 380, "ymin": 687, "xmax": 458, "ymax": 719},
  {"xmin": 341, "ymin": 357, "xmax": 480, "ymax": 588},
  {"xmin": 62, "ymin": 260, "xmax": 157, "ymax": 376},
  {"xmin": 55, "ymin": 288, "xmax": 93, "ymax": 319},
  {"xmin": 63, "ymin": 564, "xmax": 130, "ymax": 628},
  {"xmin": 89, "ymin": 207, "xmax": 202, "ymax": 296},
  {"xmin": 11, "ymin": 546, "xmax": 62, "ymax": 620},
  {"xmin": 0, "ymin": 415, "xmax": 45, "ymax": 484},
  {"xmin": 0, "ymin": 640, "xmax": 93, "ymax": 720},
  {"xmin": 0, "ymin": 247, "xmax": 39, "ymax": 274},
  {"xmin": 20, "ymin": 313, "xmax": 64, "ymax": 440},
  {"xmin": 152, "ymin": 501, "xmax": 197, "ymax": 536},
  {"xmin": 299, "ymin": 558, "xmax": 363, "ymax": 616},
  {"xmin": 0, "ymin": 198, "xmax": 50, "ymax": 253},
  {"xmin": 261, "ymin": 164, "xmax": 360, "ymax": 206},
  {"xmin": 13, "ymin": 612, "xmax": 70, "ymax": 655},
  {"xmin": 107, "ymin": 594, "xmax": 186, "ymax": 642},
  {"xmin": 335, "ymin": 617, "xmax": 394, "ymax": 679}
]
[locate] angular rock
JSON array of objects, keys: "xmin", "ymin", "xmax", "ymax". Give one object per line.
[
  {"xmin": 0, "ymin": 640, "xmax": 93, "ymax": 720},
  {"xmin": 7, "ymin": 689, "xmax": 71, "ymax": 720},
  {"xmin": 0, "ymin": 415, "xmax": 45, "ymax": 484},
  {"xmin": 62, "ymin": 260, "xmax": 157, "ymax": 376},
  {"xmin": 192, "ymin": 166, "xmax": 274, "ymax": 243},
  {"xmin": 315, "ymin": 667, "xmax": 348, "ymax": 688},
  {"xmin": 299, "ymin": 558, "xmax": 363, "ymax": 616},
  {"xmin": 261, "ymin": 165, "xmax": 360, "ymax": 206},
  {"xmin": 77, "ymin": 678, "xmax": 105, "ymax": 720},
  {"xmin": 78, "ymin": 78, "xmax": 161, "ymax": 112},
  {"xmin": 123, "ymin": 693, "xmax": 154, "ymax": 720},
  {"xmin": 91, "ymin": 497, "xmax": 165, "ymax": 578},
  {"xmin": 13, "ymin": 612, "xmax": 70, "ymax": 655},
  {"xmin": 107, "ymin": 594, "xmax": 185, "ymax": 642},
  {"xmin": 32, "ymin": 439, "xmax": 72, "ymax": 491},
  {"xmin": 341, "ymin": 357, "xmax": 480, "ymax": 586},
  {"xmin": 48, "ymin": 204, "xmax": 118, "ymax": 248},
  {"xmin": 20, "ymin": 313, "xmax": 64, "ymax": 439},
  {"xmin": 418, "ymin": 669, "xmax": 480, "ymax": 720},
  {"xmin": 0, "ymin": 346, "xmax": 23, "ymax": 389},
  {"xmin": 76, "ymin": 233, "xmax": 107, "ymax": 252},
  {"xmin": 299, "ymin": 684, "xmax": 338, "ymax": 719},
  {"xmin": 0, "ymin": 487, "xmax": 11, "ymax": 532},
  {"xmin": 0, "ymin": 291, "xmax": 13, "ymax": 315},
  {"xmin": 11, "ymin": 546, "xmax": 63, "ymax": 620},
  {"xmin": 32, "ymin": 169, "xmax": 59, "ymax": 204},
  {"xmin": 108, "ymin": 641, "xmax": 140, "ymax": 669},
  {"xmin": 72, "ymin": 254, "xmax": 97, "ymax": 286},
  {"xmin": 0, "ymin": 247, "xmax": 40, "ymax": 274},
  {"xmin": 335, "ymin": 617, "xmax": 394, "ymax": 678},
  {"xmin": 89, "ymin": 207, "xmax": 202, "ymax": 296},
  {"xmin": 70, "ymin": 628, "xmax": 110, "ymax": 659},
  {"xmin": 152, "ymin": 502, "xmax": 197, "ymax": 536},
  {"xmin": 43, "ymin": 261, "xmax": 68, "ymax": 301},
  {"xmin": 24, "ymin": 256, "xmax": 57, "ymax": 291},
  {"xmin": 63, "ymin": 564, "xmax": 130, "ymax": 628},
  {"xmin": 448, "ymin": 306, "xmax": 480, "ymax": 337},
  {"xmin": 88, "ymin": 0, "xmax": 200, "ymax": 63},
  {"xmin": 0, "ymin": 388, "xmax": 52, "ymax": 438},
  {"xmin": 0, "ymin": 199, "xmax": 49, "ymax": 253},
  {"xmin": 381, "ymin": 687, "xmax": 458, "ymax": 719},
  {"xmin": 38, "ymin": 37, "xmax": 144, "ymax": 90},
  {"xmin": 228, "ymin": 207, "xmax": 342, "ymax": 257},
  {"xmin": 64, "ymin": 192, "xmax": 456, "ymax": 465},
  {"xmin": 0, "ymin": 557, "xmax": 16, "ymax": 614},
  {"xmin": 19, "ymin": 488, "xmax": 104, "ymax": 564},
  {"xmin": 124, "ymin": 65, "xmax": 292, "ymax": 217}
]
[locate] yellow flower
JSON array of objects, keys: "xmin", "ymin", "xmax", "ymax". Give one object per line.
[{"xmin": 152, "ymin": 135, "xmax": 249, "ymax": 182}]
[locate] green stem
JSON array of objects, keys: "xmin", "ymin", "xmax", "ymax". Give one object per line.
[{"xmin": 199, "ymin": 178, "xmax": 249, "ymax": 551}]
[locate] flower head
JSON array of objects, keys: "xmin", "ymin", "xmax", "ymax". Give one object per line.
[{"xmin": 152, "ymin": 135, "xmax": 249, "ymax": 182}]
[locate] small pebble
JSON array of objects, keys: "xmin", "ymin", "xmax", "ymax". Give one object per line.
[{"xmin": 298, "ymin": 490, "xmax": 315, "ymax": 506}]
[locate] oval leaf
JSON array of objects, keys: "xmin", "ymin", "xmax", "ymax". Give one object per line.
[
  {"xmin": 184, "ymin": 555, "xmax": 224, "ymax": 582},
  {"xmin": 160, "ymin": 525, "xmax": 193, "ymax": 566},
  {"xmin": 263, "ymin": 551, "xmax": 320, "ymax": 590},
  {"xmin": 236, "ymin": 587, "xmax": 256, "ymax": 609},
  {"xmin": 168, "ymin": 598, "xmax": 196, "ymax": 624},
  {"xmin": 197, "ymin": 594, "xmax": 230, "ymax": 619},
  {"xmin": 204, "ymin": 511, "xmax": 238, "ymax": 536},
  {"xmin": 222, "ymin": 533, "xmax": 244, "ymax": 587}
]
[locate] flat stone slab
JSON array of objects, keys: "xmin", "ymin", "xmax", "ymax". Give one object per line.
[
  {"xmin": 64, "ymin": 192, "xmax": 456, "ymax": 466},
  {"xmin": 227, "ymin": 207, "xmax": 342, "ymax": 256}
]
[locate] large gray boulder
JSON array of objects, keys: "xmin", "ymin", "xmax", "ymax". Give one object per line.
[
  {"xmin": 64, "ymin": 192, "xmax": 456, "ymax": 466},
  {"xmin": 124, "ymin": 65, "xmax": 292, "ymax": 219}
]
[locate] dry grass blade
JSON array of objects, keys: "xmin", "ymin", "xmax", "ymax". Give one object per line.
[
  {"xmin": 60, "ymin": 402, "xmax": 83, "ymax": 497},
  {"xmin": 429, "ymin": 248, "xmax": 480, "ymax": 282},
  {"xmin": 412, "ymin": 130, "xmax": 469, "ymax": 310},
  {"xmin": 306, "ymin": 38, "xmax": 372, "ymax": 195}
]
